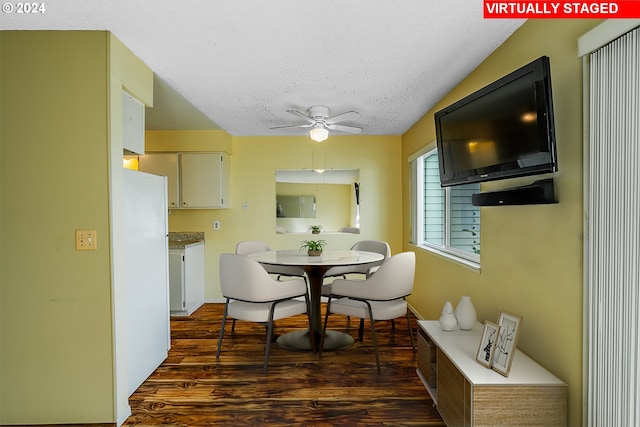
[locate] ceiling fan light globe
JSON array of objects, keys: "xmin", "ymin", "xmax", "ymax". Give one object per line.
[{"xmin": 309, "ymin": 127, "xmax": 329, "ymax": 142}]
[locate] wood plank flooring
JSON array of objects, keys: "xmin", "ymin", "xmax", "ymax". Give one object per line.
[{"xmin": 124, "ymin": 303, "xmax": 445, "ymax": 426}]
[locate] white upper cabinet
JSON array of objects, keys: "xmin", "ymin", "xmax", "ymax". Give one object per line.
[
  {"xmin": 138, "ymin": 152, "xmax": 230, "ymax": 209},
  {"xmin": 180, "ymin": 152, "xmax": 229, "ymax": 208},
  {"xmin": 138, "ymin": 153, "xmax": 180, "ymax": 208},
  {"xmin": 122, "ymin": 90, "xmax": 145, "ymax": 155}
]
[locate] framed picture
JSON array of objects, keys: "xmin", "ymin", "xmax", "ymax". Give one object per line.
[
  {"xmin": 492, "ymin": 311, "xmax": 522, "ymax": 377},
  {"xmin": 476, "ymin": 321, "xmax": 499, "ymax": 368}
]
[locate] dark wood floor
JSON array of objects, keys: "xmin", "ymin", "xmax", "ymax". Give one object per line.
[{"xmin": 124, "ymin": 303, "xmax": 445, "ymax": 426}]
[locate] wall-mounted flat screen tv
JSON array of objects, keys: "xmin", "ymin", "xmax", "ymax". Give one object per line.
[{"xmin": 435, "ymin": 56, "xmax": 557, "ymax": 187}]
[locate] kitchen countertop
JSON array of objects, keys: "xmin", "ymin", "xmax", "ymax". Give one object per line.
[{"xmin": 168, "ymin": 231, "xmax": 205, "ymax": 249}]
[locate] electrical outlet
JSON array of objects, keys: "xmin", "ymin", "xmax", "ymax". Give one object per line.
[{"xmin": 75, "ymin": 229, "xmax": 97, "ymax": 251}]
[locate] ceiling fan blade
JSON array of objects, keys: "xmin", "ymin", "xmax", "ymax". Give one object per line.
[
  {"xmin": 326, "ymin": 111, "xmax": 361, "ymax": 125},
  {"xmin": 270, "ymin": 123, "xmax": 314, "ymax": 130},
  {"xmin": 286, "ymin": 109, "xmax": 314, "ymax": 123},
  {"xmin": 326, "ymin": 123, "xmax": 363, "ymax": 134}
]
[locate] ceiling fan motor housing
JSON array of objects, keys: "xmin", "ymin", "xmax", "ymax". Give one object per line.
[{"xmin": 308, "ymin": 106, "xmax": 330, "ymax": 122}]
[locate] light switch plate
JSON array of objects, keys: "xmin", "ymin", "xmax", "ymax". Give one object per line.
[{"xmin": 75, "ymin": 229, "xmax": 97, "ymax": 251}]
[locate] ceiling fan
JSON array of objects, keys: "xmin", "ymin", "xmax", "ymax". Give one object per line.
[{"xmin": 271, "ymin": 105, "xmax": 363, "ymax": 141}]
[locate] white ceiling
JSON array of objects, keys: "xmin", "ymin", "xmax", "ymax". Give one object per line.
[{"xmin": 0, "ymin": 0, "xmax": 524, "ymax": 136}]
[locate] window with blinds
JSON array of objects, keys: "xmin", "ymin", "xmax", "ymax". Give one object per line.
[
  {"xmin": 450, "ymin": 184, "xmax": 480, "ymax": 254},
  {"xmin": 412, "ymin": 148, "xmax": 480, "ymax": 264},
  {"xmin": 423, "ymin": 153, "xmax": 444, "ymax": 246}
]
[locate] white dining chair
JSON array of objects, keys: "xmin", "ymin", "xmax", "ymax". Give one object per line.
[
  {"xmin": 236, "ymin": 240, "xmax": 308, "ymax": 333},
  {"xmin": 321, "ymin": 240, "xmax": 390, "ymax": 296},
  {"xmin": 216, "ymin": 253, "xmax": 315, "ymax": 374},
  {"xmin": 236, "ymin": 240, "xmax": 308, "ymax": 284},
  {"xmin": 319, "ymin": 252, "xmax": 416, "ymax": 372}
]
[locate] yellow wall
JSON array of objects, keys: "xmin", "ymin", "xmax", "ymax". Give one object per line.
[
  {"xmin": 402, "ymin": 19, "xmax": 601, "ymax": 426},
  {"xmin": 0, "ymin": 31, "xmax": 114, "ymax": 423},
  {"xmin": 146, "ymin": 133, "xmax": 402, "ymax": 300},
  {"xmin": 0, "ymin": 31, "xmax": 153, "ymax": 424},
  {"xmin": 146, "ymin": 129, "xmax": 232, "ymax": 153}
]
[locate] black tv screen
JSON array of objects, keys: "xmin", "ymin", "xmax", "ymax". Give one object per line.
[{"xmin": 435, "ymin": 56, "xmax": 557, "ymax": 187}]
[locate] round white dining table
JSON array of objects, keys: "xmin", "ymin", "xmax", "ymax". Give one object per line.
[{"xmin": 248, "ymin": 249, "xmax": 384, "ymax": 351}]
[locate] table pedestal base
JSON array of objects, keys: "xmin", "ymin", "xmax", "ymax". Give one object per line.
[{"xmin": 277, "ymin": 329, "xmax": 354, "ymax": 352}]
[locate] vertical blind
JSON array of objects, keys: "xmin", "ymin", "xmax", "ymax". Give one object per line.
[{"xmin": 587, "ymin": 26, "xmax": 640, "ymax": 426}]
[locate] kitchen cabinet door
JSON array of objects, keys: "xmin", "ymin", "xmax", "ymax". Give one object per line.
[
  {"xmin": 138, "ymin": 153, "xmax": 180, "ymax": 208},
  {"xmin": 123, "ymin": 90, "xmax": 145, "ymax": 155},
  {"xmin": 179, "ymin": 152, "xmax": 229, "ymax": 208},
  {"xmin": 169, "ymin": 244, "xmax": 205, "ymax": 316}
]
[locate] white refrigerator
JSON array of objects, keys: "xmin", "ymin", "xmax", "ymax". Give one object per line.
[{"xmin": 123, "ymin": 169, "xmax": 170, "ymax": 396}]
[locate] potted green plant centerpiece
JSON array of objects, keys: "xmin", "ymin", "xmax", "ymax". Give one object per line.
[
  {"xmin": 309, "ymin": 225, "xmax": 322, "ymax": 234},
  {"xmin": 300, "ymin": 239, "xmax": 327, "ymax": 256}
]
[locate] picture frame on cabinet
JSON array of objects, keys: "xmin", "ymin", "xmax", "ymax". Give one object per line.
[
  {"xmin": 492, "ymin": 311, "xmax": 522, "ymax": 377},
  {"xmin": 476, "ymin": 321, "xmax": 499, "ymax": 368}
]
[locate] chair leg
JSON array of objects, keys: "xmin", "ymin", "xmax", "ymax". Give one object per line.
[
  {"xmin": 231, "ymin": 319, "xmax": 236, "ymax": 333},
  {"xmin": 358, "ymin": 318, "xmax": 365, "ymax": 342},
  {"xmin": 366, "ymin": 302, "xmax": 381, "ymax": 372},
  {"xmin": 406, "ymin": 311, "xmax": 416, "ymax": 353},
  {"xmin": 266, "ymin": 324, "xmax": 273, "ymax": 340},
  {"xmin": 216, "ymin": 300, "xmax": 230, "ymax": 359},
  {"xmin": 263, "ymin": 304, "xmax": 277, "ymax": 374}
]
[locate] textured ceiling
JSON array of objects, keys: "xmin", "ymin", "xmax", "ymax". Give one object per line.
[{"xmin": 0, "ymin": 0, "xmax": 524, "ymax": 135}]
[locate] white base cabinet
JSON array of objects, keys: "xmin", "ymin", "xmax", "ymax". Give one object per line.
[{"xmin": 169, "ymin": 243, "xmax": 205, "ymax": 316}]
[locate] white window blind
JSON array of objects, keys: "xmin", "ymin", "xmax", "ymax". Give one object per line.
[
  {"xmin": 450, "ymin": 185, "xmax": 480, "ymax": 254},
  {"xmin": 412, "ymin": 149, "xmax": 480, "ymax": 263},
  {"xmin": 423, "ymin": 153, "xmax": 444, "ymax": 246}
]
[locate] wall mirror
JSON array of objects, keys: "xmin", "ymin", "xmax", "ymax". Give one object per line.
[
  {"xmin": 276, "ymin": 195, "xmax": 316, "ymax": 218},
  {"xmin": 275, "ymin": 169, "xmax": 360, "ymax": 233}
]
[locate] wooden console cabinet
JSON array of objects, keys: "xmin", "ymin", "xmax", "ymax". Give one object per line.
[{"xmin": 417, "ymin": 321, "xmax": 567, "ymax": 426}]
